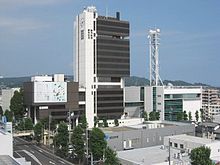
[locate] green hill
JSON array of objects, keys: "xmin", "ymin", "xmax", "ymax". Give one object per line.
[{"xmin": 0, "ymin": 75, "xmax": 215, "ymax": 88}]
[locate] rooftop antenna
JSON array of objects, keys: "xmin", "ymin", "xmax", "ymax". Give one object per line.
[{"xmin": 148, "ymin": 28, "xmax": 163, "ymax": 86}]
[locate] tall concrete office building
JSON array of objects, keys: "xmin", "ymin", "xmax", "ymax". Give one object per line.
[{"xmin": 74, "ymin": 6, "xmax": 130, "ymax": 128}]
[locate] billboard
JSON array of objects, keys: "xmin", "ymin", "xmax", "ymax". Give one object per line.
[{"xmin": 34, "ymin": 82, "xmax": 67, "ymax": 103}]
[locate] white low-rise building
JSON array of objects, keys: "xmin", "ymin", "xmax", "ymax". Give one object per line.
[
  {"xmin": 164, "ymin": 134, "xmax": 220, "ymax": 162},
  {"xmin": 145, "ymin": 86, "xmax": 202, "ymax": 121}
]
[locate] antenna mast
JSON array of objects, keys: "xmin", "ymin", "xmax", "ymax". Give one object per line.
[{"xmin": 148, "ymin": 28, "xmax": 163, "ymax": 86}]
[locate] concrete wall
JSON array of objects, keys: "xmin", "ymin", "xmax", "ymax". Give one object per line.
[
  {"xmin": 105, "ymin": 124, "xmax": 195, "ymax": 151},
  {"xmin": 183, "ymin": 99, "xmax": 202, "ymax": 121},
  {"xmin": 125, "ymin": 87, "xmax": 141, "ymax": 102},
  {"xmin": 0, "ymin": 131, "xmax": 13, "ymax": 156}
]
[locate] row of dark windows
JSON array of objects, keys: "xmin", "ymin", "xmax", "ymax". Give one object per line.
[
  {"xmin": 97, "ymin": 45, "xmax": 129, "ymax": 51},
  {"xmin": 98, "ymin": 77, "xmax": 121, "ymax": 82},
  {"xmin": 97, "ymin": 96, "xmax": 123, "ymax": 101},
  {"xmin": 97, "ymin": 57, "xmax": 129, "ymax": 63},
  {"xmin": 97, "ymin": 49, "xmax": 129, "ymax": 54},
  {"xmin": 97, "ymin": 50, "xmax": 129, "ymax": 57},
  {"xmin": 97, "ymin": 63, "xmax": 129, "ymax": 69},
  {"xmin": 97, "ymin": 38, "xmax": 129, "ymax": 45},
  {"xmin": 97, "ymin": 102, "xmax": 123, "ymax": 107},
  {"xmin": 98, "ymin": 85, "xmax": 121, "ymax": 89},
  {"xmin": 97, "ymin": 25, "xmax": 129, "ymax": 34},
  {"xmin": 97, "ymin": 108, "xmax": 124, "ymax": 113},
  {"xmin": 97, "ymin": 90, "xmax": 123, "ymax": 95},
  {"xmin": 97, "ymin": 19, "xmax": 129, "ymax": 28},
  {"xmin": 97, "ymin": 70, "xmax": 129, "ymax": 76}
]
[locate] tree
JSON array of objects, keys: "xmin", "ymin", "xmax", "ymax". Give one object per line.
[
  {"xmin": 24, "ymin": 118, "xmax": 33, "ymax": 130},
  {"xmin": 90, "ymin": 128, "xmax": 107, "ymax": 161},
  {"xmin": 149, "ymin": 111, "xmax": 160, "ymax": 121},
  {"xmin": 104, "ymin": 146, "xmax": 120, "ymax": 165},
  {"xmin": 40, "ymin": 117, "xmax": 57, "ymax": 131},
  {"xmin": 195, "ymin": 110, "xmax": 199, "ymax": 122},
  {"xmin": 183, "ymin": 111, "xmax": 188, "ymax": 121},
  {"xmin": 54, "ymin": 122, "xmax": 69, "ymax": 158},
  {"xmin": 176, "ymin": 112, "xmax": 183, "ymax": 121},
  {"xmin": 190, "ymin": 146, "xmax": 212, "ymax": 165},
  {"xmin": 200, "ymin": 108, "xmax": 204, "ymax": 122},
  {"xmin": 4, "ymin": 109, "xmax": 13, "ymax": 122},
  {"xmin": 143, "ymin": 111, "xmax": 148, "ymax": 121},
  {"xmin": 71, "ymin": 125, "xmax": 84, "ymax": 164},
  {"xmin": 114, "ymin": 119, "xmax": 119, "ymax": 127},
  {"xmin": 10, "ymin": 89, "xmax": 25, "ymax": 121},
  {"xmin": 79, "ymin": 115, "xmax": 88, "ymax": 130},
  {"xmin": 188, "ymin": 111, "xmax": 192, "ymax": 121},
  {"xmin": 34, "ymin": 122, "xmax": 43, "ymax": 143},
  {"xmin": 17, "ymin": 118, "xmax": 33, "ymax": 131},
  {"xmin": 0, "ymin": 106, "xmax": 3, "ymax": 116}
]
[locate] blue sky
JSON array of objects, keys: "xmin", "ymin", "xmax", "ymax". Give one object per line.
[{"xmin": 0, "ymin": 0, "xmax": 220, "ymax": 86}]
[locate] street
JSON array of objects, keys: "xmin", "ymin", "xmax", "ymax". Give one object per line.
[{"xmin": 13, "ymin": 137, "xmax": 74, "ymax": 165}]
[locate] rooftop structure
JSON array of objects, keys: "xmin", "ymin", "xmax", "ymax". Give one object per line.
[
  {"xmin": 148, "ymin": 28, "xmax": 163, "ymax": 86},
  {"xmin": 118, "ymin": 145, "xmax": 189, "ymax": 165},
  {"xmin": 102, "ymin": 121, "xmax": 195, "ymax": 151}
]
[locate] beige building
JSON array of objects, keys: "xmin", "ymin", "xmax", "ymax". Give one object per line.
[{"xmin": 202, "ymin": 88, "xmax": 220, "ymax": 119}]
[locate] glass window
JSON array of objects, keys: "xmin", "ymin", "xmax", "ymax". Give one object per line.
[
  {"xmin": 174, "ymin": 143, "xmax": 178, "ymax": 148},
  {"xmin": 180, "ymin": 144, "xmax": 184, "ymax": 149},
  {"xmin": 81, "ymin": 30, "xmax": 84, "ymax": 40}
]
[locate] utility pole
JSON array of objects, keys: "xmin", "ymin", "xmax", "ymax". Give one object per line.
[
  {"xmin": 68, "ymin": 109, "xmax": 71, "ymax": 144},
  {"xmin": 48, "ymin": 114, "xmax": 52, "ymax": 147},
  {"xmin": 86, "ymin": 128, "xmax": 89, "ymax": 164},
  {"xmin": 169, "ymin": 138, "xmax": 171, "ymax": 165}
]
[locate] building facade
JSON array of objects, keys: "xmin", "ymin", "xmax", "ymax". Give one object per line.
[
  {"xmin": 0, "ymin": 88, "xmax": 20, "ymax": 112},
  {"xmin": 202, "ymin": 88, "xmax": 220, "ymax": 120},
  {"xmin": 164, "ymin": 134, "xmax": 220, "ymax": 163},
  {"xmin": 145, "ymin": 86, "xmax": 202, "ymax": 121},
  {"xmin": 124, "ymin": 86, "xmax": 145, "ymax": 117},
  {"xmin": 102, "ymin": 121, "xmax": 195, "ymax": 151},
  {"xmin": 74, "ymin": 6, "xmax": 130, "ymax": 127},
  {"xmin": 23, "ymin": 74, "xmax": 79, "ymax": 124}
]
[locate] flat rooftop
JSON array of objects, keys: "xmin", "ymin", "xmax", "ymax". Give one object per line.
[
  {"xmin": 117, "ymin": 145, "xmax": 190, "ymax": 165},
  {"xmin": 101, "ymin": 126, "xmax": 136, "ymax": 133},
  {"xmin": 167, "ymin": 134, "xmax": 215, "ymax": 145},
  {"xmin": 102, "ymin": 120, "xmax": 193, "ymax": 133}
]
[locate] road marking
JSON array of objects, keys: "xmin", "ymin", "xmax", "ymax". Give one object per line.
[
  {"xmin": 38, "ymin": 149, "xmax": 43, "ymax": 153},
  {"xmin": 49, "ymin": 161, "xmax": 56, "ymax": 164},
  {"xmin": 14, "ymin": 151, "xmax": 22, "ymax": 158},
  {"xmin": 59, "ymin": 160, "xmax": 65, "ymax": 164},
  {"xmin": 30, "ymin": 150, "xmax": 34, "ymax": 153},
  {"xmin": 23, "ymin": 150, "xmax": 42, "ymax": 165}
]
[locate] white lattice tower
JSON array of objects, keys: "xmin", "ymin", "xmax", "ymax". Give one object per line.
[{"xmin": 148, "ymin": 28, "xmax": 163, "ymax": 86}]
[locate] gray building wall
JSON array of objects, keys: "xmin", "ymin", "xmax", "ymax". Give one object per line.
[{"xmin": 104, "ymin": 124, "xmax": 195, "ymax": 151}]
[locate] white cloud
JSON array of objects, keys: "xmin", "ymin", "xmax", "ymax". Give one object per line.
[{"xmin": 0, "ymin": 17, "xmax": 49, "ymax": 32}]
